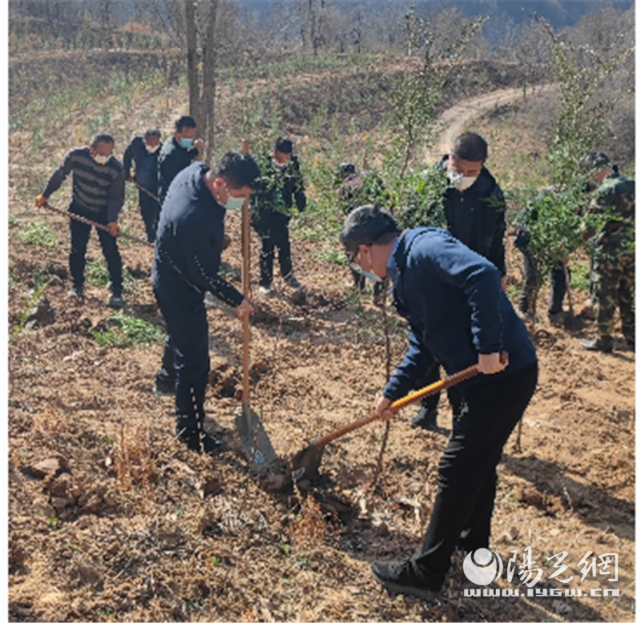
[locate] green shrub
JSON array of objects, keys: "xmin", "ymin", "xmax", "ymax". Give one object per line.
[
  {"xmin": 19, "ymin": 220, "xmax": 59, "ymax": 248},
  {"xmin": 91, "ymin": 311, "xmax": 164, "ymax": 348}
]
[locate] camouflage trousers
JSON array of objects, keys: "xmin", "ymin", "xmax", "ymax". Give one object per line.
[{"xmin": 592, "ymin": 249, "xmax": 635, "ymax": 342}]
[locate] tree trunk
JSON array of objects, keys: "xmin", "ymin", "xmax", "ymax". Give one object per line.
[
  {"xmin": 202, "ymin": 0, "xmax": 219, "ymax": 163},
  {"xmin": 185, "ymin": 0, "xmax": 200, "ymax": 127}
]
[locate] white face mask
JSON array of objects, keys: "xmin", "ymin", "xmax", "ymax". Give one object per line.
[
  {"xmin": 448, "ymin": 170, "xmax": 477, "ymax": 191},
  {"xmin": 93, "ymin": 153, "xmax": 111, "ymax": 165},
  {"xmin": 145, "ymin": 143, "xmax": 160, "ymax": 154}
]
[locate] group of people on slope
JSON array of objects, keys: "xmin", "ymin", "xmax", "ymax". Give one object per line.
[{"xmin": 33, "ymin": 124, "xmax": 634, "ymax": 603}]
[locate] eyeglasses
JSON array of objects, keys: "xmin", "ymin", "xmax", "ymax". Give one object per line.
[{"xmin": 347, "ymin": 247, "xmax": 372, "ymax": 278}]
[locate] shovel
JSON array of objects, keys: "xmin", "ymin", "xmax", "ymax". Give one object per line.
[
  {"xmin": 290, "ymin": 364, "xmax": 480, "ymax": 482},
  {"xmin": 234, "ymin": 140, "xmax": 278, "ymax": 472},
  {"xmin": 42, "ymin": 201, "xmax": 154, "ymax": 248}
]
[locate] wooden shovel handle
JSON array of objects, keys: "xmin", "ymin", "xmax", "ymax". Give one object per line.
[
  {"xmin": 240, "ymin": 139, "xmax": 251, "ymax": 403},
  {"xmin": 312, "ymin": 364, "xmax": 479, "ymax": 448}
]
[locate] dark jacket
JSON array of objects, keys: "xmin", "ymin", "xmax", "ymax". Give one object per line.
[
  {"xmin": 251, "ymin": 155, "xmax": 306, "ymax": 229},
  {"xmin": 338, "ymin": 171, "xmax": 386, "ymax": 214},
  {"xmin": 442, "ymin": 162, "xmax": 507, "ymax": 276},
  {"xmin": 123, "ymin": 135, "xmax": 162, "ymax": 193},
  {"xmin": 157, "ymin": 136, "xmax": 200, "ymax": 203},
  {"xmin": 42, "ymin": 147, "xmax": 125, "ymax": 222},
  {"xmin": 383, "ymin": 227, "xmax": 537, "ymax": 401},
  {"xmin": 152, "ymin": 162, "xmax": 243, "ymax": 308}
]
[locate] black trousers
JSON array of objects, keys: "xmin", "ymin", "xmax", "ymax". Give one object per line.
[
  {"xmin": 139, "ymin": 190, "xmax": 160, "ymax": 243},
  {"xmin": 410, "ymin": 363, "xmax": 538, "ymax": 585},
  {"xmin": 254, "ymin": 212, "xmax": 293, "ymax": 287},
  {"xmin": 154, "ymin": 282, "xmax": 210, "ymax": 433},
  {"xmin": 69, "ymin": 201, "xmax": 122, "ymax": 296},
  {"xmin": 518, "ymin": 251, "xmax": 567, "ymax": 315}
]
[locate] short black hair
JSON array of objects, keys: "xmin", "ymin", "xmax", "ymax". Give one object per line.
[
  {"xmin": 452, "ymin": 132, "xmax": 488, "ymax": 162},
  {"xmin": 274, "ymin": 136, "xmax": 293, "ymax": 154},
  {"xmin": 175, "ymin": 116, "xmax": 197, "ymax": 132},
  {"xmin": 144, "ymin": 127, "xmax": 162, "ymax": 139},
  {"xmin": 580, "ymin": 152, "xmax": 611, "ymax": 172},
  {"xmin": 90, "ymin": 132, "xmax": 115, "ymax": 148},
  {"xmin": 338, "ymin": 161, "xmax": 356, "ymax": 178},
  {"xmin": 339, "ymin": 205, "xmax": 400, "ymax": 253},
  {"xmin": 214, "ymin": 151, "xmax": 261, "ymax": 189}
]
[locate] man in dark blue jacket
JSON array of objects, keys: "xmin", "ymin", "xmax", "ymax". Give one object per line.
[
  {"xmin": 340, "ymin": 206, "xmax": 538, "ymax": 601},
  {"xmin": 153, "ymin": 153, "xmax": 259, "ymax": 454},
  {"xmin": 157, "ymin": 116, "xmax": 204, "ymax": 204},
  {"xmin": 123, "ymin": 127, "xmax": 163, "ymax": 242}
]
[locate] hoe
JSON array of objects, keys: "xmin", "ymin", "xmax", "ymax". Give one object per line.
[{"xmin": 289, "ymin": 364, "xmax": 480, "ymax": 483}]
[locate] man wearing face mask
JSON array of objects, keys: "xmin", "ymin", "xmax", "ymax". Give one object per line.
[
  {"xmin": 152, "ymin": 153, "xmax": 259, "ymax": 454},
  {"xmin": 123, "ymin": 127, "xmax": 163, "ymax": 242},
  {"xmin": 157, "ymin": 116, "xmax": 204, "ymax": 205},
  {"xmin": 35, "ymin": 132, "xmax": 126, "ymax": 308},
  {"xmin": 251, "ymin": 136, "xmax": 307, "ymax": 295},
  {"xmin": 411, "ymin": 132, "xmax": 507, "ymax": 430}
]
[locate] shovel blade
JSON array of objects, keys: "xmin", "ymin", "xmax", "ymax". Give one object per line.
[
  {"xmin": 234, "ymin": 405, "xmax": 278, "ymax": 472},
  {"xmin": 290, "ymin": 441, "xmax": 325, "ymax": 483}
]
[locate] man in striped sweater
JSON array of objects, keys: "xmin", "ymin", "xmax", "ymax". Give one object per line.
[{"xmin": 36, "ymin": 133, "xmax": 126, "ymax": 308}]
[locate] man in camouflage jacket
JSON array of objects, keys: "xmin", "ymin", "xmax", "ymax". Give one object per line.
[{"xmin": 580, "ymin": 152, "xmax": 635, "ymax": 353}]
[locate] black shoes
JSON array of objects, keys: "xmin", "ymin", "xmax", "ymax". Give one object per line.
[
  {"xmin": 108, "ymin": 294, "xmax": 125, "ymax": 309},
  {"xmin": 580, "ymin": 338, "xmax": 613, "ymax": 353},
  {"xmin": 370, "ymin": 560, "xmax": 442, "ymax": 601},
  {"xmin": 410, "ymin": 406, "xmax": 438, "ymax": 430},
  {"xmin": 176, "ymin": 427, "xmax": 224, "ymax": 455},
  {"xmin": 154, "ymin": 378, "xmax": 176, "ymax": 397}
]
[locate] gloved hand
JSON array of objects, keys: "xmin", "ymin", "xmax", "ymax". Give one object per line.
[
  {"xmin": 222, "ymin": 234, "xmax": 231, "ymax": 250},
  {"xmin": 108, "ymin": 222, "xmax": 120, "ymax": 237},
  {"xmin": 35, "ymin": 195, "xmax": 48, "ymax": 209}
]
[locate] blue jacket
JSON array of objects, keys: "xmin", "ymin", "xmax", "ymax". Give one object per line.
[
  {"xmin": 123, "ymin": 135, "xmax": 162, "ymax": 194},
  {"xmin": 384, "ymin": 227, "xmax": 537, "ymax": 401},
  {"xmin": 152, "ymin": 162, "xmax": 243, "ymax": 308}
]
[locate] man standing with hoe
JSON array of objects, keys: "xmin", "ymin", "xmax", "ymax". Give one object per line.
[
  {"xmin": 36, "ymin": 132, "xmax": 126, "ymax": 309},
  {"xmin": 123, "ymin": 127, "xmax": 163, "ymax": 243},
  {"xmin": 152, "ymin": 151, "xmax": 259, "ymax": 454}
]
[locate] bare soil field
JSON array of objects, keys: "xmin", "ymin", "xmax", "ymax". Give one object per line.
[{"xmin": 8, "ymin": 58, "xmax": 634, "ymax": 622}]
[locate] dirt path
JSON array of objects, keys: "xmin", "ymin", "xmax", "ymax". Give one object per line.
[{"xmin": 428, "ymin": 84, "xmax": 554, "ymax": 159}]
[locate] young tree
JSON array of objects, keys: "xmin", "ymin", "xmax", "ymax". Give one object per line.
[
  {"xmin": 381, "ymin": 6, "xmax": 484, "ymax": 223},
  {"xmin": 513, "ymin": 17, "xmax": 633, "ymax": 324}
]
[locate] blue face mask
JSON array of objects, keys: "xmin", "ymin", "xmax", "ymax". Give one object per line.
[
  {"xmin": 348, "ymin": 249, "xmax": 383, "ymax": 283},
  {"xmin": 179, "ymin": 138, "xmax": 194, "ymax": 148},
  {"xmin": 223, "ymin": 195, "xmax": 245, "ymax": 212}
]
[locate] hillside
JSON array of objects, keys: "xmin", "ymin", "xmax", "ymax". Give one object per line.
[{"xmin": 8, "ymin": 52, "xmax": 635, "ymax": 623}]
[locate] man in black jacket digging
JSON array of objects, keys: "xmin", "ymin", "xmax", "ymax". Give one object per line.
[{"xmin": 152, "ymin": 153, "xmax": 260, "ymax": 454}]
